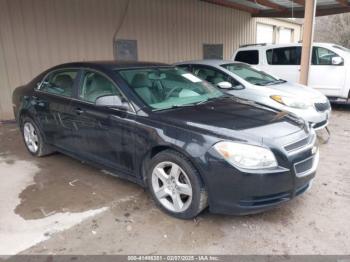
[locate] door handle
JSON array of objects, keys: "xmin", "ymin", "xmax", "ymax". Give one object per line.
[{"xmin": 75, "ymin": 108, "xmax": 84, "ymax": 115}]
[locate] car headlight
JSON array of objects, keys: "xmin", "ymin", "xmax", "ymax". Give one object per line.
[
  {"xmin": 270, "ymin": 95, "xmax": 313, "ymax": 109},
  {"xmin": 213, "ymin": 141, "xmax": 278, "ymax": 170}
]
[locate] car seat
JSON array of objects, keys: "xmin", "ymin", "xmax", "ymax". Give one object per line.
[
  {"xmin": 131, "ymin": 73, "xmax": 158, "ymax": 104},
  {"xmin": 53, "ymin": 75, "xmax": 73, "ymax": 96},
  {"xmin": 85, "ymin": 74, "xmax": 115, "ymax": 103}
]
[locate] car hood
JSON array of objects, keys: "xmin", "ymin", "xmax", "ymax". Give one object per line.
[
  {"xmin": 154, "ymin": 97, "xmax": 307, "ymax": 144},
  {"xmin": 263, "ymin": 81, "xmax": 326, "ymax": 101}
]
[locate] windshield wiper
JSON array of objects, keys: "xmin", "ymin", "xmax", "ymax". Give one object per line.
[
  {"xmin": 154, "ymin": 95, "xmax": 231, "ymax": 111},
  {"xmin": 195, "ymin": 95, "xmax": 232, "ymax": 105},
  {"xmin": 254, "ymin": 79, "xmax": 286, "ymax": 86},
  {"xmin": 154, "ymin": 103, "xmax": 197, "ymax": 111},
  {"xmin": 265, "ymin": 79, "xmax": 287, "ymax": 85}
]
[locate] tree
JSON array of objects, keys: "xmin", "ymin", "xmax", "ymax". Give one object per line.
[{"xmin": 314, "ymin": 13, "xmax": 350, "ymax": 48}]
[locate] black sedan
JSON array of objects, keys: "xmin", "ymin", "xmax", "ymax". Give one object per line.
[{"xmin": 12, "ymin": 61, "xmax": 319, "ymax": 219}]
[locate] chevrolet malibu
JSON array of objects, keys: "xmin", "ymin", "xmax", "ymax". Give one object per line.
[{"xmin": 12, "ymin": 61, "xmax": 319, "ymax": 219}]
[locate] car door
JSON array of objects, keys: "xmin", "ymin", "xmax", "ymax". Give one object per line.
[
  {"xmin": 35, "ymin": 68, "xmax": 80, "ymax": 150},
  {"xmin": 262, "ymin": 46, "xmax": 301, "ymax": 82},
  {"xmin": 72, "ymin": 69, "xmax": 136, "ymax": 175},
  {"xmin": 309, "ymin": 46, "xmax": 346, "ymax": 97}
]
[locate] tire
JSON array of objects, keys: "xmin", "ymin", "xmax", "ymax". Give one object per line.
[
  {"xmin": 20, "ymin": 116, "xmax": 54, "ymax": 157},
  {"xmin": 147, "ymin": 149, "xmax": 208, "ymax": 219}
]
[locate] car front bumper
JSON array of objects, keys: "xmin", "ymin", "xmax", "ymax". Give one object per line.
[
  {"xmin": 198, "ymin": 145, "xmax": 319, "ymax": 215},
  {"xmin": 287, "ymin": 108, "xmax": 331, "ymax": 130}
]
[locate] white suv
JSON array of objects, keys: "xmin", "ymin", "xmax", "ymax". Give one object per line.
[{"xmin": 232, "ymin": 43, "xmax": 350, "ymax": 101}]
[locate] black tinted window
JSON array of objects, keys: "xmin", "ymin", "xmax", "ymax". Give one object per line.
[
  {"xmin": 235, "ymin": 50, "xmax": 259, "ymax": 65},
  {"xmin": 40, "ymin": 70, "xmax": 78, "ymax": 97},
  {"xmin": 266, "ymin": 47, "xmax": 301, "ymax": 65}
]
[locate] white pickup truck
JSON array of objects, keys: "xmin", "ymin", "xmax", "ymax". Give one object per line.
[{"xmin": 232, "ymin": 43, "xmax": 350, "ymax": 101}]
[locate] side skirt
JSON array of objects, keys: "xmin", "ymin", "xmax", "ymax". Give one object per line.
[{"xmin": 52, "ymin": 145, "xmax": 146, "ymax": 188}]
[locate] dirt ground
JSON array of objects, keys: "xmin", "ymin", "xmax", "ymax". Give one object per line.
[{"xmin": 0, "ymin": 104, "xmax": 349, "ymax": 255}]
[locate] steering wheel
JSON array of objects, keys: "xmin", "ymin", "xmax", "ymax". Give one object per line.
[{"xmin": 165, "ymin": 86, "xmax": 183, "ymax": 100}]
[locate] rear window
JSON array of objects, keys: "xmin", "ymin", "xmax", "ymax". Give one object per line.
[
  {"xmin": 266, "ymin": 47, "xmax": 301, "ymax": 65},
  {"xmin": 234, "ymin": 50, "xmax": 259, "ymax": 65}
]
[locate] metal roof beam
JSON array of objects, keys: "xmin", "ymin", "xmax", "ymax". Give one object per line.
[
  {"xmin": 247, "ymin": 0, "xmax": 287, "ymax": 11},
  {"xmin": 201, "ymin": 0, "xmax": 260, "ymax": 14},
  {"xmin": 253, "ymin": 4, "xmax": 350, "ymax": 17},
  {"xmin": 291, "ymin": 0, "xmax": 305, "ymax": 6}
]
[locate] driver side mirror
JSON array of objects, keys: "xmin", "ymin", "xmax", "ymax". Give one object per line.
[
  {"xmin": 217, "ymin": 81, "xmax": 233, "ymax": 89},
  {"xmin": 332, "ymin": 56, "xmax": 344, "ymax": 65},
  {"xmin": 217, "ymin": 81, "xmax": 244, "ymax": 90},
  {"xmin": 95, "ymin": 95, "xmax": 130, "ymax": 111}
]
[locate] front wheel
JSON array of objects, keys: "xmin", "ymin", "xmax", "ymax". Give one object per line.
[{"xmin": 147, "ymin": 150, "xmax": 208, "ymax": 219}]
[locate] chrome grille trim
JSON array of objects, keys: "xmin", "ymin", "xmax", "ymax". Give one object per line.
[{"xmin": 283, "ymin": 134, "xmax": 316, "ymax": 156}]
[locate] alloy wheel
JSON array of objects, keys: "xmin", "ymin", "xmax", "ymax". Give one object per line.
[
  {"xmin": 23, "ymin": 122, "xmax": 39, "ymax": 153},
  {"xmin": 151, "ymin": 161, "xmax": 193, "ymax": 213}
]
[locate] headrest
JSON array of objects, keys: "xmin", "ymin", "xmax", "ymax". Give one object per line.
[
  {"xmin": 131, "ymin": 73, "xmax": 152, "ymax": 89},
  {"xmin": 54, "ymin": 75, "xmax": 73, "ymax": 89}
]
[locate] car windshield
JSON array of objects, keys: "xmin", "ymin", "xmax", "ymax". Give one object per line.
[
  {"xmin": 221, "ymin": 63, "xmax": 285, "ymax": 86},
  {"xmin": 117, "ymin": 67, "xmax": 224, "ymax": 111}
]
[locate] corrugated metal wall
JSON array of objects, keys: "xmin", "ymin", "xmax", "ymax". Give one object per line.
[
  {"xmin": 0, "ymin": 0, "xmax": 130, "ymax": 120},
  {"xmin": 0, "ymin": 0, "xmax": 300, "ymax": 120},
  {"xmin": 116, "ymin": 0, "xmax": 256, "ymax": 63}
]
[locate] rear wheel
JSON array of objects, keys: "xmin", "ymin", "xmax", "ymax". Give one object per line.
[
  {"xmin": 21, "ymin": 117, "xmax": 54, "ymax": 157},
  {"xmin": 147, "ymin": 150, "xmax": 208, "ymax": 219}
]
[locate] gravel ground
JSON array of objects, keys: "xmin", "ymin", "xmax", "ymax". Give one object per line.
[{"xmin": 0, "ymin": 104, "xmax": 349, "ymax": 255}]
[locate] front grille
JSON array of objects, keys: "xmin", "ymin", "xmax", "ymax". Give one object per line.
[
  {"xmin": 314, "ymin": 101, "xmax": 331, "ymax": 112},
  {"xmin": 284, "ymin": 134, "xmax": 316, "ymax": 155},
  {"xmin": 284, "ymin": 136, "xmax": 310, "ymax": 152},
  {"xmin": 294, "ymin": 154, "xmax": 317, "ymax": 177},
  {"xmin": 312, "ymin": 119, "xmax": 327, "ymax": 129}
]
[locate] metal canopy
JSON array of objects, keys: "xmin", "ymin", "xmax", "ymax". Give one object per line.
[{"xmin": 202, "ymin": 0, "xmax": 350, "ymax": 18}]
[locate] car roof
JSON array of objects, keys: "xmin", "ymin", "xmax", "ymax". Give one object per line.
[
  {"xmin": 236, "ymin": 42, "xmax": 336, "ymax": 51},
  {"xmin": 51, "ymin": 61, "xmax": 171, "ymax": 71},
  {"xmin": 175, "ymin": 59, "xmax": 240, "ymax": 67}
]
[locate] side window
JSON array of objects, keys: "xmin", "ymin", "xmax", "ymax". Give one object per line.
[
  {"xmin": 40, "ymin": 70, "xmax": 78, "ymax": 97},
  {"xmin": 79, "ymin": 71, "xmax": 121, "ymax": 103},
  {"xmin": 235, "ymin": 50, "xmax": 259, "ymax": 65},
  {"xmin": 266, "ymin": 47, "xmax": 301, "ymax": 65},
  {"xmin": 192, "ymin": 66, "xmax": 241, "ymax": 87},
  {"xmin": 312, "ymin": 47, "xmax": 340, "ymax": 65}
]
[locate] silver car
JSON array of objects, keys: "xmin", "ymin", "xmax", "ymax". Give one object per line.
[{"xmin": 176, "ymin": 60, "xmax": 331, "ymax": 130}]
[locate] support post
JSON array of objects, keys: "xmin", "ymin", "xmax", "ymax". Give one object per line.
[{"xmin": 299, "ymin": 0, "xmax": 317, "ymax": 86}]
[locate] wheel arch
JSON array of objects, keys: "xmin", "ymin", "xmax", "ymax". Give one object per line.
[
  {"xmin": 18, "ymin": 109, "xmax": 32, "ymax": 126},
  {"xmin": 18, "ymin": 109, "xmax": 49, "ymax": 143},
  {"xmin": 139, "ymin": 144, "xmax": 207, "ymax": 189}
]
